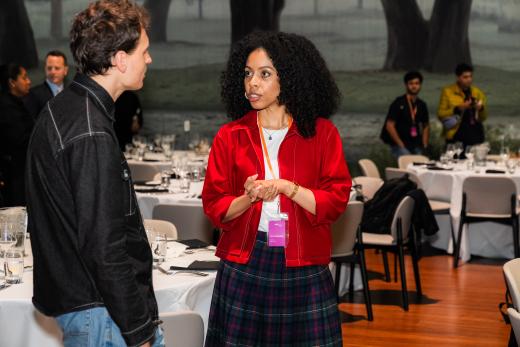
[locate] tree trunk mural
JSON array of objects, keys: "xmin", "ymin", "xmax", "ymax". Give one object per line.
[
  {"xmin": 230, "ymin": 0, "xmax": 285, "ymax": 45},
  {"xmin": 381, "ymin": 0, "xmax": 473, "ymax": 73},
  {"xmin": 50, "ymin": 0, "xmax": 63, "ymax": 40},
  {"xmin": 0, "ymin": 0, "xmax": 38, "ymax": 68},
  {"xmin": 144, "ymin": 0, "xmax": 172, "ymax": 42}
]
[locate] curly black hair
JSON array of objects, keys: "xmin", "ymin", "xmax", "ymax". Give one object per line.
[{"xmin": 221, "ymin": 31, "xmax": 340, "ymax": 138}]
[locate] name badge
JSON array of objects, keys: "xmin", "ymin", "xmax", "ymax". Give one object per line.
[
  {"xmin": 268, "ymin": 213, "xmax": 289, "ymax": 248},
  {"xmin": 410, "ymin": 126, "xmax": 418, "ymax": 138}
]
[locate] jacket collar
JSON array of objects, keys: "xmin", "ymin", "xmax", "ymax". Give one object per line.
[{"xmin": 71, "ymin": 73, "xmax": 115, "ymax": 122}]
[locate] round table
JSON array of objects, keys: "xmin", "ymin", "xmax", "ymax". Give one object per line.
[
  {"xmin": 408, "ymin": 161, "xmax": 520, "ymax": 262},
  {"xmin": 0, "ymin": 240, "xmax": 218, "ymax": 347}
]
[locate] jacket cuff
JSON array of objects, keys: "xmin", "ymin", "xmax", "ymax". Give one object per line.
[
  {"xmin": 206, "ymin": 195, "xmax": 238, "ymax": 229},
  {"xmin": 122, "ymin": 317, "xmax": 158, "ymax": 347},
  {"xmin": 302, "ymin": 188, "xmax": 326, "ymax": 227}
]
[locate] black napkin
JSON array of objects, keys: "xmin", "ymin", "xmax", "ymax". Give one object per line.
[
  {"xmin": 177, "ymin": 239, "xmax": 210, "ymax": 249},
  {"xmin": 427, "ymin": 166, "xmax": 453, "ymax": 171},
  {"xmin": 486, "ymin": 169, "xmax": 505, "ymax": 174},
  {"xmin": 170, "ymin": 260, "xmax": 220, "ymax": 271},
  {"xmin": 134, "ymin": 187, "xmax": 168, "ymax": 193}
]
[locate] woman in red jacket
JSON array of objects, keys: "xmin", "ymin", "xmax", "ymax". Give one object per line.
[{"xmin": 202, "ymin": 31, "xmax": 351, "ymax": 346}]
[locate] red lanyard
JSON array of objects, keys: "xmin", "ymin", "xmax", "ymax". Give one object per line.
[{"xmin": 257, "ymin": 113, "xmax": 293, "ymax": 179}]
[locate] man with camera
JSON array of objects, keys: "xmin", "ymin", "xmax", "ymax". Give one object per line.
[{"xmin": 438, "ymin": 63, "xmax": 488, "ymax": 149}]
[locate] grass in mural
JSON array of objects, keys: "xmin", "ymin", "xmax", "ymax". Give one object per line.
[{"xmin": 138, "ymin": 64, "xmax": 520, "ymax": 117}]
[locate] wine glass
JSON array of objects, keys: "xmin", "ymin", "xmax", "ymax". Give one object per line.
[
  {"xmin": 454, "ymin": 142, "xmax": 464, "ymax": 161},
  {"xmin": 446, "ymin": 144, "xmax": 456, "ymax": 163},
  {"xmin": 500, "ymin": 147, "xmax": 511, "ymax": 164},
  {"xmin": 0, "ymin": 222, "xmax": 17, "ymax": 282}
]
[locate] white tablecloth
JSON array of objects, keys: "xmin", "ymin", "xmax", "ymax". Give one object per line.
[
  {"xmin": 409, "ymin": 162, "xmax": 520, "ymax": 262},
  {"xmin": 0, "ymin": 242, "xmax": 218, "ymax": 347}
]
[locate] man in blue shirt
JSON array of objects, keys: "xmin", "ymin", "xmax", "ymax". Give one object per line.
[{"xmin": 24, "ymin": 50, "xmax": 69, "ymax": 119}]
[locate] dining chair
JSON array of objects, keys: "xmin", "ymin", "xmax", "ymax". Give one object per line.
[
  {"xmin": 454, "ymin": 176, "xmax": 519, "ymax": 267},
  {"xmin": 358, "ymin": 159, "xmax": 381, "ymax": 178},
  {"xmin": 160, "ymin": 311, "xmax": 204, "ymax": 347},
  {"xmin": 361, "ymin": 196, "xmax": 422, "ymax": 311},
  {"xmin": 331, "ymin": 201, "xmax": 373, "ymax": 320},
  {"xmin": 508, "ymin": 308, "xmax": 520, "ymax": 346},
  {"xmin": 398, "ymin": 154, "xmax": 429, "ymax": 170},
  {"xmin": 128, "ymin": 162, "xmax": 161, "ymax": 182},
  {"xmin": 144, "ymin": 219, "xmax": 178, "ymax": 240},
  {"xmin": 504, "ymin": 258, "xmax": 520, "ymax": 345},
  {"xmin": 153, "ymin": 204, "xmax": 215, "ymax": 244},
  {"xmin": 352, "ymin": 176, "xmax": 384, "ymax": 201}
]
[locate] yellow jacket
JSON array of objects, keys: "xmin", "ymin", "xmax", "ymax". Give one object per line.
[{"xmin": 437, "ymin": 83, "xmax": 488, "ymax": 140}]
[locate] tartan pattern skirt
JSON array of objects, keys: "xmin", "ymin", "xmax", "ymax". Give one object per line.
[{"xmin": 205, "ymin": 232, "xmax": 343, "ymax": 347}]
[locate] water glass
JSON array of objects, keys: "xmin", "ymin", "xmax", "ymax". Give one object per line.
[
  {"xmin": 160, "ymin": 170, "xmax": 172, "ymax": 188},
  {"xmin": 180, "ymin": 177, "xmax": 191, "ymax": 193},
  {"xmin": 506, "ymin": 159, "xmax": 517, "ymax": 174},
  {"xmin": 149, "ymin": 231, "xmax": 167, "ymax": 263},
  {"xmin": 137, "ymin": 147, "xmax": 145, "ymax": 161},
  {"xmin": 4, "ymin": 249, "xmax": 23, "ymax": 284}
]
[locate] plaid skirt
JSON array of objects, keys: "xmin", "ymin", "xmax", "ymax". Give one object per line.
[{"xmin": 205, "ymin": 232, "xmax": 342, "ymax": 347}]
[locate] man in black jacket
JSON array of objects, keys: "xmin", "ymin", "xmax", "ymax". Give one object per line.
[
  {"xmin": 25, "ymin": 1, "xmax": 162, "ymax": 346},
  {"xmin": 24, "ymin": 50, "xmax": 69, "ymax": 119}
]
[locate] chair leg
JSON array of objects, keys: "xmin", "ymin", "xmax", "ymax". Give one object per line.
[
  {"xmin": 348, "ymin": 262, "xmax": 355, "ymax": 300},
  {"xmin": 453, "ymin": 217, "xmax": 465, "ymax": 268},
  {"xmin": 512, "ymin": 217, "xmax": 519, "ymax": 259},
  {"xmin": 397, "ymin": 244, "xmax": 409, "ymax": 311},
  {"xmin": 382, "ymin": 251, "xmax": 390, "ymax": 282},
  {"xmin": 393, "ymin": 252, "xmax": 398, "ymax": 282},
  {"xmin": 358, "ymin": 248, "xmax": 373, "ymax": 321},
  {"xmin": 409, "ymin": 235, "xmax": 422, "ymax": 298},
  {"xmin": 334, "ymin": 261, "xmax": 341, "ymax": 301}
]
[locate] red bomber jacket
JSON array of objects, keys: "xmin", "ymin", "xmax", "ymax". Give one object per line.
[{"xmin": 202, "ymin": 110, "xmax": 352, "ymax": 267}]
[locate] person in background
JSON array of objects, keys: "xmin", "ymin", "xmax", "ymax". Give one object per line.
[
  {"xmin": 25, "ymin": 1, "xmax": 162, "ymax": 346},
  {"xmin": 438, "ymin": 63, "xmax": 487, "ymax": 149},
  {"xmin": 380, "ymin": 70, "xmax": 430, "ymax": 159},
  {"xmin": 24, "ymin": 50, "xmax": 69, "ymax": 119},
  {"xmin": 202, "ymin": 31, "xmax": 350, "ymax": 346},
  {"xmin": 0, "ymin": 63, "xmax": 33, "ymax": 206},
  {"xmin": 114, "ymin": 90, "xmax": 143, "ymax": 151}
]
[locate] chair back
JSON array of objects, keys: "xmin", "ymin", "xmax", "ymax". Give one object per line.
[
  {"xmin": 153, "ymin": 204, "xmax": 214, "ymax": 244},
  {"xmin": 390, "ymin": 196, "xmax": 415, "ymax": 242},
  {"xmin": 508, "ymin": 308, "xmax": 520, "ymax": 346},
  {"xmin": 128, "ymin": 162, "xmax": 161, "ymax": 182},
  {"xmin": 504, "ymin": 258, "xmax": 520, "ymax": 309},
  {"xmin": 384, "ymin": 168, "xmax": 421, "ymax": 187},
  {"xmin": 160, "ymin": 311, "xmax": 204, "ymax": 347},
  {"xmin": 144, "ymin": 219, "xmax": 178, "ymax": 239},
  {"xmin": 398, "ymin": 154, "xmax": 429, "ymax": 169},
  {"xmin": 331, "ymin": 201, "xmax": 363, "ymax": 257},
  {"xmin": 358, "ymin": 159, "xmax": 381, "ymax": 178},
  {"xmin": 353, "ymin": 176, "xmax": 384, "ymax": 201},
  {"xmin": 462, "ymin": 176, "xmax": 517, "ymax": 216}
]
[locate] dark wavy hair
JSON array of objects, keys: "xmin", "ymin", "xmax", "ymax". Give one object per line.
[
  {"xmin": 70, "ymin": 0, "xmax": 149, "ymax": 76},
  {"xmin": 221, "ymin": 31, "xmax": 340, "ymax": 138},
  {"xmin": 455, "ymin": 63, "xmax": 473, "ymax": 76},
  {"xmin": 0, "ymin": 63, "xmax": 24, "ymax": 93},
  {"xmin": 403, "ymin": 70, "xmax": 423, "ymax": 84}
]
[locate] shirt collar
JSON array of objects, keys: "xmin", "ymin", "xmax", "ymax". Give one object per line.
[
  {"xmin": 71, "ymin": 73, "xmax": 115, "ymax": 121},
  {"xmin": 45, "ymin": 79, "xmax": 64, "ymax": 96}
]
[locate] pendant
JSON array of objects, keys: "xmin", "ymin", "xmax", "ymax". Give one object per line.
[{"xmin": 268, "ymin": 135, "xmax": 272, "ymax": 140}]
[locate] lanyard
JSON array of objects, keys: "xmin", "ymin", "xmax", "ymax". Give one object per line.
[
  {"xmin": 257, "ymin": 113, "xmax": 293, "ymax": 179},
  {"xmin": 406, "ymin": 96, "xmax": 417, "ymax": 124}
]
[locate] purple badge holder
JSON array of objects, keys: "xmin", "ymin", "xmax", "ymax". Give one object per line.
[
  {"xmin": 267, "ymin": 213, "xmax": 289, "ymax": 247},
  {"xmin": 410, "ymin": 126, "xmax": 418, "ymax": 138}
]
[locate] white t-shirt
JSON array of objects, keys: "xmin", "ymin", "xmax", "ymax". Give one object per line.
[{"xmin": 258, "ymin": 126, "xmax": 289, "ymax": 233}]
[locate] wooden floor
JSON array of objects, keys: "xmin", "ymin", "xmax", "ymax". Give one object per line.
[{"xmin": 339, "ymin": 247, "xmax": 510, "ymax": 346}]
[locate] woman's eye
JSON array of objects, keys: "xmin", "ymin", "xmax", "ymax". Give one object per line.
[
  {"xmin": 244, "ymin": 70, "xmax": 252, "ymax": 78},
  {"xmin": 261, "ymin": 71, "xmax": 271, "ymax": 78}
]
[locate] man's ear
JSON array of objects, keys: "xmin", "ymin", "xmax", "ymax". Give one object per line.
[{"xmin": 112, "ymin": 51, "xmax": 127, "ymax": 73}]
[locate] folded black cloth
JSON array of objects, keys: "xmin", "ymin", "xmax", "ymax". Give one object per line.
[
  {"xmin": 170, "ymin": 260, "xmax": 220, "ymax": 271},
  {"xmin": 177, "ymin": 239, "xmax": 210, "ymax": 249},
  {"xmin": 486, "ymin": 169, "xmax": 505, "ymax": 174},
  {"xmin": 134, "ymin": 187, "xmax": 168, "ymax": 193},
  {"xmin": 427, "ymin": 166, "xmax": 453, "ymax": 171}
]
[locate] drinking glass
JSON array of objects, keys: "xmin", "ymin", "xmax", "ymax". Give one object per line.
[
  {"xmin": 160, "ymin": 170, "xmax": 172, "ymax": 188},
  {"xmin": 454, "ymin": 142, "xmax": 464, "ymax": 161},
  {"xmin": 0, "ymin": 222, "xmax": 17, "ymax": 282},
  {"xmin": 4, "ymin": 249, "xmax": 23, "ymax": 284},
  {"xmin": 500, "ymin": 147, "xmax": 511, "ymax": 164},
  {"xmin": 148, "ymin": 229, "xmax": 167, "ymax": 263},
  {"xmin": 506, "ymin": 159, "xmax": 517, "ymax": 174},
  {"xmin": 446, "ymin": 144, "xmax": 455, "ymax": 163}
]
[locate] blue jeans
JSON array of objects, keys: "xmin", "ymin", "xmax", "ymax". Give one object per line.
[
  {"xmin": 55, "ymin": 307, "xmax": 164, "ymax": 347},
  {"xmin": 390, "ymin": 146, "xmax": 423, "ymax": 159}
]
